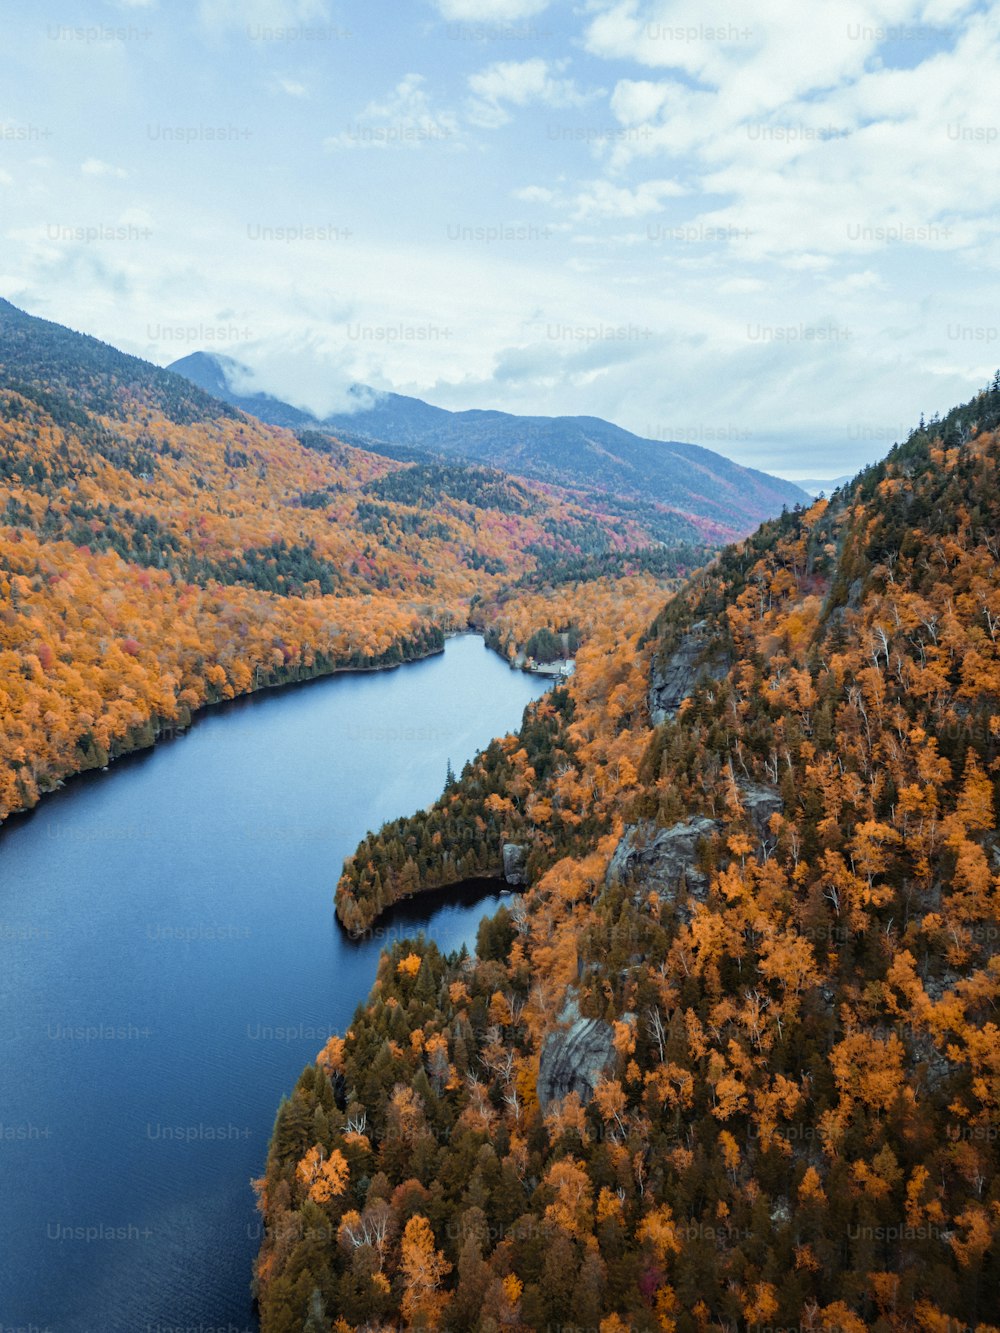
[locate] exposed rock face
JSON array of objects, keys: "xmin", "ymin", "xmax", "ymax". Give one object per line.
[
  {"xmin": 604, "ymin": 789, "xmax": 781, "ymax": 914},
  {"xmin": 502, "ymin": 842, "xmax": 530, "ymax": 886},
  {"xmin": 738, "ymin": 782, "xmax": 784, "ymax": 839},
  {"xmin": 537, "ymin": 1017, "xmax": 616, "ymax": 1110},
  {"xmin": 605, "ymin": 817, "xmax": 720, "ymax": 912},
  {"xmin": 649, "ymin": 620, "xmax": 730, "ymax": 725}
]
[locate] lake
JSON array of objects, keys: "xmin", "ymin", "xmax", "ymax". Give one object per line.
[{"xmin": 0, "ymin": 634, "xmax": 546, "ymax": 1332}]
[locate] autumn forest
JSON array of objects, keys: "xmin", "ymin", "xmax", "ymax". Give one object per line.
[
  {"xmin": 259, "ymin": 382, "xmax": 1000, "ymax": 1331},
  {"xmin": 3, "ymin": 299, "xmax": 1000, "ymax": 1332}
]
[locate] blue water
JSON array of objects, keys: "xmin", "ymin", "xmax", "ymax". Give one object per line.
[{"xmin": 0, "ymin": 635, "xmax": 545, "ymax": 1332}]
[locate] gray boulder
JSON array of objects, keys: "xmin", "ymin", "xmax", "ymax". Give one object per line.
[
  {"xmin": 605, "ymin": 816, "xmax": 720, "ymax": 910},
  {"xmin": 649, "ymin": 620, "xmax": 730, "ymax": 725},
  {"xmin": 537, "ymin": 1017, "xmax": 616, "ymax": 1110},
  {"xmin": 604, "ymin": 789, "xmax": 781, "ymax": 913},
  {"xmin": 502, "ymin": 842, "xmax": 530, "ymax": 887}
]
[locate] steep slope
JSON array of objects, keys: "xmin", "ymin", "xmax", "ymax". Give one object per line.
[
  {"xmin": 0, "ymin": 299, "xmax": 703, "ymax": 823},
  {"xmin": 0, "ymin": 299, "xmax": 238, "ymax": 426},
  {"xmin": 258, "ymin": 379, "xmax": 1000, "ymax": 1331},
  {"xmin": 167, "ymin": 351, "xmax": 810, "ymax": 540}
]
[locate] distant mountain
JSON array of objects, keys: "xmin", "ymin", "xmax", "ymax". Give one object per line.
[
  {"xmin": 168, "ymin": 351, "xmax": 811, "ymax": 540},
  {"xmin": 793, "ymin": 474, "xmax": 854, "ymax": 497}
]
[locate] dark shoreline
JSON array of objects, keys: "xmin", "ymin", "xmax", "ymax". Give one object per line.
[
  {"xmin": 338, "ymin": 875, "xmax": 517, "ymax": 947},
  {"xmin": 0, "ymin": 635, "xmax": 466, "ymax": 845},
  {"xmin": 0, "ymin": 630, "xmax": 541, "ymax": 848}
]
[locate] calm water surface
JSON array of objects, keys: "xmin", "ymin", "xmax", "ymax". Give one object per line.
[{"xmin": 0, "ymin": 635, "xmax": 546, "ymax": 1332}]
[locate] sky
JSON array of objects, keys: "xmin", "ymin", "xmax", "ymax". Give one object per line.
[{"xmin": 1, "ymin": 0, "xmax": 999, "ymax": 480}]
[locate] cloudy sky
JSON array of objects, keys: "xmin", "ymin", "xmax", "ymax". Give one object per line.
[{"xmin": 2, "ymin": 0, "xmax": 999, "ymax": 478}]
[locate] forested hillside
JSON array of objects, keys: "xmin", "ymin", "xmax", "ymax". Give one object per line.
[
  {"xmin": 258, "ymin": 381, "xmax": 1000, "ymax": 1331},
  {"xmin": 0, "ymin": 299, "xmax": 699, "ymax": 824}
]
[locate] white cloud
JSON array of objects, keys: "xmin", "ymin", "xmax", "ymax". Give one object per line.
[
  {"xmin": 609, "ymin": 79, "xmax": 671, "ymax": 126},
  {"xmin": 571, "ymin": 177, "xmax": 685, "ymax": 218},
  {"xmin": 584, "ymin": 0, "xmax": 915, "ymax": 96},
  {"xmin": 828, "ymin": 269, "xmax": 884, "ymax": 295},
  {"xmin": 120, "ymin": 206, "xmax": 154, "ymax": 228},
  {"xmin": 273, "ymin": 77, "xmax": 308, "ymax": 97},
  {"xmin": 585, "ymin": 0, "xmax": 987, "ymax": 150},
  {"xmin": 325, "ymin": 74, "xmax": 462, "ymax": 150},
  {"xmin": 510, "ymin": 174, "xmax": 686, "ymax": 222},
  {"xmin": 214, "ymin": 344, "xmax": 382, "ymax": 419},
  {"xmin": 513, "ymin": 185, "xmax": 558, "ymax": 204},
  {"xmin": 431, "ymin": 0, "xmax": 552, "ymax": 19},
  {"xmin": 573, "ymin": 0, "xmax": 1000, "ymax": 267},
  {"xmin": 81, "ymin": 158, "xmax": 128, "ymax": 178},
  {"xmin": 717, "ymin": 277, "xmax": 766, "ymax": 293},
  {"xmin": 467, "ymin": 58, "xmax": 598, "ymax": 127},
  {"xmin": 9, "ymin": 189, "xmax": 985, "ymax": 475}
]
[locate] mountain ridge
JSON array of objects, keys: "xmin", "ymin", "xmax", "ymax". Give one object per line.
[{"xmin": 168, "ymin": 349, "xmax": 810, "ymax": 542}]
